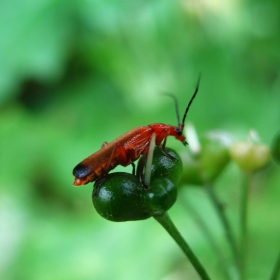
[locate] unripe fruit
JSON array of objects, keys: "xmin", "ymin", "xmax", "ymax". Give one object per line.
[
  {"xmin": 230, "ymin": 142, "xmax": 271, "ymax": 172},
  {"xmin": 93, "ymin": 173, "xmax": 150, "ymax": 222}
]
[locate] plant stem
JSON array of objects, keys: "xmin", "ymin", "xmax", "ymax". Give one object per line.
[
  {"xmin": 240, "ymin": 172, "xmax": 251, "ymax": 280},
  {"xmin": 153, "ymin": 212, "xmax": 211, "ymax": 280},
  {"xmin": 205, "ymin": 184, "xmax": 240, "ymax": 279},
  {"xmin": 183, "ymin": 196, "xmax": 232, "ymax": 280},
  {"xmin": 269, "ymin": 249, "xmax": 280, "ymax": 280},
  {"xmin": 144, "ymin": 133, "xmax": 156, "ymax": 185}
]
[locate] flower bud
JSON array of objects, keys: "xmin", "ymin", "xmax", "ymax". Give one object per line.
[
  {"xmin": 230, "ymin": 142, "xmax": 271, "ymax": 172},
  {"xmin": 180, "ymin": 132, "xmax": 231, "ymax": 185}
]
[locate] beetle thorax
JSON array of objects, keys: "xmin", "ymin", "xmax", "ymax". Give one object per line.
[{"xmin": 149, "ymin": 123, "xmax": 186, "ymax": 146}]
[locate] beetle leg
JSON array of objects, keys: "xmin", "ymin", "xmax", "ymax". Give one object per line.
[
  {"xmin": 105, "ymin": 143, "xmax": 131, "ymax": 173},
  {"xmin": 131, "ymin": 162, "xmax": 136, "ymax": 175},
  {"xmin": 116, "ymin": 144, "xmax": 131, "ymax": 166},
  {"xmin": 101, "ymin": 142, "xmax": 109, "ymax": 148},
  {"xmin": 92, "ymin": 177, "xmax": 107, "ymax": 197},
  {"xmin": 161, "ymin": 135, "xmax": 178, "ymax": 162},
  {"xmin": 103, "ymin": 143, "xmax": 122, "ymax": 173},
  {"xmin": 130, "ymin": 141, "xmax": 151, "ymax": 189},
  {"xmin": 93, "ymin": 144, "xmax": 128, "ymax": 196},
  {"xmin": 137, "ymin": 149, "xmax": 150, "ymax": 190}
]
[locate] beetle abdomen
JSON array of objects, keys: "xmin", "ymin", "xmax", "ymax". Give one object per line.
[{"xmin": 73, "ymin": 126, "xmax": 154, "ymax": 186}]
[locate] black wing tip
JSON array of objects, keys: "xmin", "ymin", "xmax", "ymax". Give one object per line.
[{"xmin": 73, "ymin": 163, "xmax": 91, "ymax": 178}]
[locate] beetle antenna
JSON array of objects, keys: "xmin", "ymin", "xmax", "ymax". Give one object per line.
[
  {"xmin": 162, "ymin": 93, "xmax": 181, "ymax": 127},
  {"xmin": 181, "ymin": 75, "xmax": 201, "ymax": 127}
]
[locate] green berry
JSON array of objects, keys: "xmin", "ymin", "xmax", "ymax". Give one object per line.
[
  {"xmin": 92, "ymin": 173, "xmax": 151, "ymax": 222},
  {"xmin": 138, "ymin": 147, "xmax": 183, "ymax": 185},
  {"xmin": 93, "ymin": 147, "xmax": 182, "ymax": 221},
  {"xmin": 144, "ymin": 178, "xmax": 177, "ymax": 216}
]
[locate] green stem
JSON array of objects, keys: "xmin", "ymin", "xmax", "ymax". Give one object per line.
[
  {"xmin": 183, "ymin": 196, "xmax": 232, "ymax": 280},
  {"xmin": 153, "ymin": 212, "xmax": 211, "ymax": 280},
  {"xmin": 205, "ymin": 185, "xmax": 240, "ymax": 279},
  {"xmin": 240, "ymin": 172, "xmax": 251, "ymax": 280},
  {"xmin": 144, "ymin": 133, "xmax": 156, "ymax": 185},
  {"xmin": 269, "ymin": 249, "xmax": 280, "ymax": 280}
]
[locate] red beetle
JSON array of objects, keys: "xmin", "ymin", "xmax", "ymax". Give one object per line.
[{"xmin": 73, "ymin": 78, "xmax": 200, "ymax": 187}]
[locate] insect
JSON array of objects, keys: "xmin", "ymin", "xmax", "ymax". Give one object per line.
[{"xmin": 73, "ymin": 78, "xmax": 200, "ymax": 187}]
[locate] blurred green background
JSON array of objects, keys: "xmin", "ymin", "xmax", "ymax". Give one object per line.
[{"xmin": 1, "ymin": 0, "xmax": 280, "ymax": 279}]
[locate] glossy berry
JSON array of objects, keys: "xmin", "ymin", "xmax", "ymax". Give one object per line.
[
  {"xmin": 138, "ymin": 147, "xmax": 183, "ymax": 185},
  {"xmin": 145, "ymin": 178, "xmax": 177, "ymax": 216},
  {"xmin": 93, "ymin": 173, "xmax": 151, "ymax": 222},
  {"xmin": 92, "ymin": 147, "xmax": 182, "ymax": 221}
]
